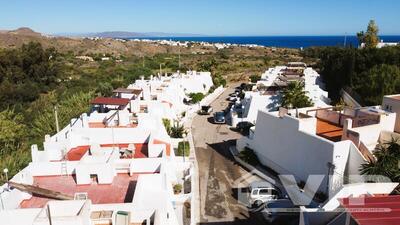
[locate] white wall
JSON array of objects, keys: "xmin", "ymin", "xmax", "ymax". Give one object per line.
[
  {"xmin": 382, "ymin": 96, "xmax": 400, "ymax": 132},
  {"xmin": 244, "ymin": 111, "xmax": 351, "ymax": 193}
]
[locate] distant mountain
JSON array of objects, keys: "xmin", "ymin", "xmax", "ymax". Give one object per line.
[
  {"xmin": 56, "ymin": 31, "xmax": 204, "ymax": 38},
  {"xmin": 7, "ymin": 27, "xmax": 42, "ymax": 37}
]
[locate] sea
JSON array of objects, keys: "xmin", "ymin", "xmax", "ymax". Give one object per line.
[{"xmin": 128, "ymin": 36, "xmax": 400, "ymax": 49}]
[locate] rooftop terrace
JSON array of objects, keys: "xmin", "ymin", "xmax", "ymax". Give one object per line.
[
  {"xmin": 20, "ymin": 173, "xmax": 140, "ymax": 209},
  {"xmin": 316, "ymin": 119, "xmax": 343, "ymax": 142},
  {"xmin": 67, "ymin": 143, "xmax": 149, "ymax": 161}
]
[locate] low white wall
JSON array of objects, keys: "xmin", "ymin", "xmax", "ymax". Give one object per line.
[
  {"xmin": 316, "ymin": 110, "xmax": 340, "ymax": 124},
  {"xmin": 129, "ymin": 158, "xmax": 162, "ymax": 175}
]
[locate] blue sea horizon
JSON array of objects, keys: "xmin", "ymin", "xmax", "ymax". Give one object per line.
[{"xmin": 127, "ymin": 35, "xmax": 400, "ymax": 49}]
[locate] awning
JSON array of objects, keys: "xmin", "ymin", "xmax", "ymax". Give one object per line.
[{"xmin": 90, "ymin": 97, "xmax": 130, "ymax": 106}]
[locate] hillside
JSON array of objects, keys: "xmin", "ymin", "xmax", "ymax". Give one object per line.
[{"xmin": 0, "ymin": 27, "xmax": 302, "ymax": 81}]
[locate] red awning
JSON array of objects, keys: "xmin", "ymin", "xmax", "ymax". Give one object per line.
[
  {"xmin": 113, "ymin": 88, "xmax": 142, "ymax": 95},
  {"xmin": 341, "ymin": 195, "xmax": 400, "ymax": 225},
  {"xmin": 90, "ymin": 97, "xmax": 130, "ymax": 106}
]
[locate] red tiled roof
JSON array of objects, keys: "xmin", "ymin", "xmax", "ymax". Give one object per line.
[
  {"xmin": 90, "ymin": 97, "xmax": 130, "ymax": 106},
  {"xmin": 341, "ymin": 195, "xmax": 400, "ymax": 225},
  {"xmin": 20, "ymin": 174, "xmax": 140, "ymax": 208}
]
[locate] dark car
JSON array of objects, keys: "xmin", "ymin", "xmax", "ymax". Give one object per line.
[
  {"xmin": 262, "ymin": 199, "xmax": 299, "ymax": 223},
  {"xmin": 213, "ymin": 112, "xmax": 226, "ymax": 124},
  {"xmin": 198, "ymin": 105, "xmax": 213, "ymax": 115}
]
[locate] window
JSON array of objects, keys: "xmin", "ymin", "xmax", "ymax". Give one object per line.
[
  {"xmin": 252, "ymin": 190, "xmax": 258, "ymax": 195},
  {"xmin": 259, "ymin": 189, "xmax": 270, "ymax": 195},
  {"xmin": 259, "ymin": 189, "xmax": 276, "ymax": 195}
]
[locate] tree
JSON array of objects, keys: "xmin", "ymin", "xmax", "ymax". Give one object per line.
[
  {"xmin": 32, "ymin": 91, "xmax": 94, "ymax": 137},
  {"xmin": 352, "ymin": 64, "xmax": 400, "ymax": 105},
  {"xmin": 357, "ymin": 20, "xmax": 379, "ymax": 48},
  {"xmin": 188, "ymin": 92, "xmax": 205, "ymax": 104},
  {"xmin": 280, "ymin": 81, "xmax": 313, "ymax": 108},
  {"xmin": 360, "ymin": 138, "xmax": 400, "ymax": 182},
  {"xmin": 0, "ymin": 109, "xmax": 27, "ymax": 154}
]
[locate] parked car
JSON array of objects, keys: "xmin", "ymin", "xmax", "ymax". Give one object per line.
[
  {"xmin": 213, "ymin": 112, "xmax": 226, "ymax": 124},
  {"xmin": 248, "ymin": 182, "xmax": 280, "ymax": 208},
  {"xmin": 262, "ymin": 199, "xmax": 299, "ymax": 223},
  {"xmin": 229, "ymin": 93, "xmax": 238, "ymax": 97},
  {"xmin": 198, "ymin": 105, "xmax": 213, "ymax": 115},
  {"xmin": 228, "ymin": 96, "xmax": 238, "ymax": 101}
]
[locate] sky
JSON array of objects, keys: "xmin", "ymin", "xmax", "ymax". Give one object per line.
[{"xmin": 1, "ymin": 0, "xmax": 399, "ymax": 36}]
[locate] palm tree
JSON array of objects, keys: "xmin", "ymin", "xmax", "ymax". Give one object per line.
[
  {"xmin": 169, "ymin": 121, "xmax": 186, "ymax": 138},
  {"xmin": 280, "ymin": 81, "xmax": 313, "ymax": 108},
  {"xmin": 360, "ymin": 138, "xmax": 400, "ymax": 183}
]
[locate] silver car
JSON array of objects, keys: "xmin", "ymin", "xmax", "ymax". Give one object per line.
[{"xmin": 248, "ymin": 182, "xmax": 279, "ymax": 208}]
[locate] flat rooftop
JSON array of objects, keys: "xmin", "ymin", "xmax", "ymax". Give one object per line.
[
  {"xmin": 20, "ymin": 173, "xmax": 140, "ymax": 209},
  {"xmin": 67, "ymin": 144, "xmax": 149, "ymax": 161},
  {"xmin": 316, "ymin": 119, "xmax": 343, "ymax": 142},
  {"xmin": 20, "ymin": 174, "xmax": 144, "ymax": 208}
]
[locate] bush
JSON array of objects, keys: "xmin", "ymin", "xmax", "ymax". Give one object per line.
[
  {"xmin": 177, "ymin": 141, "xmax": 190, "ymax": 156},
  {"xmin": 188, "ymin": 92, "xmax": 205, "ymax": 104},
  {"xmin": 249, "ymin": 75, "xmax": 260, "ymax": 83},
  {"xmin": 173, "ymin": 183, "xmax": 183, "ymax": 194},
  {"xmin": 238, "ymin": 147, "xmax": 259, "ymax": 165},
  {"xmin": 170, "ymin": 122, "xmax": 186, "ymax": 138}
]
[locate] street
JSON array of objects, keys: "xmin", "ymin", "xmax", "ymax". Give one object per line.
[{"xmin": 192, "ymin": 84, "xmax": 267, "ymax": 225}]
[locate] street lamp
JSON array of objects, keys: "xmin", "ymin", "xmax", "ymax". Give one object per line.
[
  {"xmin": 3, "ymin": 168, "xmax": 9, "ymax": 190},
  {"xmin": 182, "ymin": 132, "xmax": 187, "ymax": 163}
]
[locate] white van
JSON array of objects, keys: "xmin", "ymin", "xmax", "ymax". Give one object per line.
[{"xmin": 248, "ymin": 182, "xmax": 279, "ymax": 208}]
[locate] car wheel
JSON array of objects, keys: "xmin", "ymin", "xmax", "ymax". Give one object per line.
[{"xmin": 252, "ymin": 200, "xmax": 264, "ymax": 209}]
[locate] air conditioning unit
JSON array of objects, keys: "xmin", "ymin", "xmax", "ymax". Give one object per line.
[{"xmin": 74, "ymin": 192, "xmax": 88, "ymax": 200}]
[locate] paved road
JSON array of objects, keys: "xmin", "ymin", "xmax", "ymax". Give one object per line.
[{"xmin": 192, "ymin": 84, "xmax": 267, "ymax": 225}]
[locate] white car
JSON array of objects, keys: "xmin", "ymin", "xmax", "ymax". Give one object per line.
[
  {"xmin": 248, "ymin": 182, "xmax": 279, "ymax": 208},
  {"xmin": 228, "ymin": 96, "xmax": 238, "ymax": 101}
]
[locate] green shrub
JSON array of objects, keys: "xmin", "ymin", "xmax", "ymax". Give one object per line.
[
  {"xmin": 170, "ymin": 122, "xmax": 185, "ymax": 138},
  {"xmin": 173, "ymin": 183, "xmax": 183, "ymax": 194},
  {"xmin": 238, "ymin": 147, "xmax": 259, "ymax": 165},
  {"xmin": 249, "ymin": 75, "xmax": 260, "ymax": 83},
  {"xmin": 188, "ymin": 92, "xmax": 205, "ymax": 104},
  {"xmin": 177, "ymin": 141, "xmax": 190, "ymax": 156}
]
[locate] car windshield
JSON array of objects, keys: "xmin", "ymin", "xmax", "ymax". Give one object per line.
[{"xmin": 216, "ymin": 112, "xmax": 224, "ymax": 117}]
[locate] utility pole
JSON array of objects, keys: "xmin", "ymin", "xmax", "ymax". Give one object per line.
[
  {"xmin": 178, "ymin": 48, "xmax": 181, "ymax": 69},
  {"xmin": 159, "ymin": 63, "xmax": 162, "ymax": 75},
  {"xmin": 54, "ymin": 106, "xmax": 60, "ymax": 133}
]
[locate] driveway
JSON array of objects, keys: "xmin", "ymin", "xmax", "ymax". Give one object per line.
[{"xmin": 192, "ymin": 84, "xmax": 267, "ymax": 224}]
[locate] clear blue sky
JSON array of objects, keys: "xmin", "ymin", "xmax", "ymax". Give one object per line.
[{"xmin": 1, "ymin": 0, "xmax": 399, "ymax": 36}]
